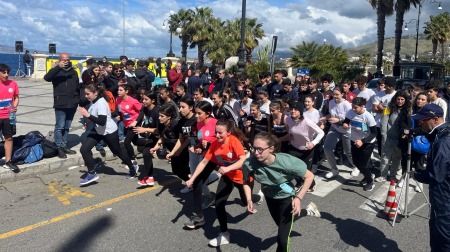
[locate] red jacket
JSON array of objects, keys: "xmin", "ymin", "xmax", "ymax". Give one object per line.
[{"xmin": 168, "ymin": 68, "xmax": 183, "ymax": 93}]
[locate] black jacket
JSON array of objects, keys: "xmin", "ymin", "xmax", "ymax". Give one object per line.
[{"xmin": 44, "ymin": 66, "xmax": 80, "ymax": 109}]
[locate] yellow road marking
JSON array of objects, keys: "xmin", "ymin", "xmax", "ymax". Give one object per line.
[
  {"xmin": 0, "ymin": 178, "xmax": 179, "ymax": 240},
  {"xmin": 48, "ymin": 181, "xmax": 94, "ymax": 205}
]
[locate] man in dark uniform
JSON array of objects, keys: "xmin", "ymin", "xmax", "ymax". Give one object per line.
[{"xmin": 412, "ymin": 104, "xmax": 450, "ymax": 252}]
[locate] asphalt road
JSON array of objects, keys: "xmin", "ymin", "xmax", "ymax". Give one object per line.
[{"xmin": 0, "ymin": 155, "xmax": 431, "ymax": 252}]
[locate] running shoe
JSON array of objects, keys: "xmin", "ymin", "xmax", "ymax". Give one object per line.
[
  {"xmin": 209, "ymin": 232, "xmax": 230, "ymax": 247},
  {"xmin": 80, "ymin": 173, "xmax": 99, "ymax": 185},
  {"xmin": 306, "ymin": 202, "xmax": 321, "ymax": 218},
  {"xmin": 325, "ymin": 169, "xmax": 339, "ymax": 179},
  {"xmin": 184, "ymin": 215, "xmax": 205, "ymax": 229}
]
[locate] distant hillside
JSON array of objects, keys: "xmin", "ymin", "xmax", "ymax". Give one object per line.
[{"xmin": 346, "ymin": 34, "xmax": 434, "ymax": 57}]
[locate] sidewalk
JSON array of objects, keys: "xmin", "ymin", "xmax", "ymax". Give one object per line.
[{"xmin": 0, "ymin": 78, "xmax": 113, "ymax": 182}]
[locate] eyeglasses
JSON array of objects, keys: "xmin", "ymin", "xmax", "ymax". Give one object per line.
[
  {"xmin": 218, "ymin": 72, "xmax": 225, "ymax": 75},
  {"xmin": 252, "ymin": 146, "xmax": 271, "ymax": 154}
]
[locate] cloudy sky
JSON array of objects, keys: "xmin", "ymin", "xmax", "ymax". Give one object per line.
[{"xmin": 0, "ymin": 0, "xmax": 446, "ymax": 58}]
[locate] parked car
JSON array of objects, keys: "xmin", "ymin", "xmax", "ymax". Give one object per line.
[{"xmin": 367, "ymin": 78, "xmax": 379, "ymax": 89}]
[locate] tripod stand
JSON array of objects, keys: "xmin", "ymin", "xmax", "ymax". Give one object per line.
[
  {"xmin": 392, "ymin": 134, "xmax": 430, "ymax": 226},
  {"xmin": 14, "ymin": 52, "xmax": 26, "ymax": 79}
]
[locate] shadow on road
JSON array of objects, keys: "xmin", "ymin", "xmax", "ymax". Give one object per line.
[
  {"xmin": 55, "ymin": 215, "xmax": 114, "ymax": 252},
  {"xmin": 320, "ymin": 212, "xmax": 401, "ymax": 252}
]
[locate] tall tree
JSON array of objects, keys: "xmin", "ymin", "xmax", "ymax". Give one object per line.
[
  {"xmin": 290, "ymin": 41, "xmax": 349, "ymax": 80},
  {"xmin": 189, "ymin": 7, "xmax": 217, "ymax": 67},
  {"xmin": 369, "ymin": 0, "xmax": 394, "ymax": 72},
  {"xmin": 424, "ymin": 15, "xmax": 442, "ymax": 62},
  {"xmin": 169, "ymin": 9, "xmax": 195, "ymax": 60},
  {"xmin": 393, "ymin": 0, "xmax": 420, "ymax": 65}
]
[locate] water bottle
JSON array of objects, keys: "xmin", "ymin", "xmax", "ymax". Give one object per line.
[{"xmin": 9, "ymin": 106, "xmax": 16, "ymax": 135}]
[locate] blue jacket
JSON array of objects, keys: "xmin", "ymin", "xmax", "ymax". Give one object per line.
[{"xmin": 415, "ymin": 122, "xmax": 450, "ymax": 216}]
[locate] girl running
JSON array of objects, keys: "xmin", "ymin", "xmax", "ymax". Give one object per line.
[
  {"xmin": 185, "ymin": 119, "xmax": 255, "ymax": 247},
  {"xmin": 116, "ymin": 84, "xmax": 142, "ymax": 172},
  {"xmin": 78, "ymin": 84, "xmax": 139, "ymax": 185},
  {"xmin": 133, "ymin": 91, "xmax": 160, "ymax": 186},
  {"xmin": 243, "ymin": 132, "xmax": 321, "ymax": 252}
]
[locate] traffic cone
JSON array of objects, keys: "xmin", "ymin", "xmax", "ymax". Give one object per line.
[{"xmin": 383, "ymin": 179, "xmax": 398, "ymax": 220}]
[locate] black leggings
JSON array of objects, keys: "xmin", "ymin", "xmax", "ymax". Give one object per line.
[
  {"xmin": 215, "ymin": 175, "xmax": 253, "ymax": 232},
  {"xmin": 138, "ymin": 145, "xmax": 154, "ymax": 180},
  {"xmin": 192, "ymin": 162, "xmax": 217, "ymax": 217},
  {"xmin": 351, "ymin": 141, "xmax": 375, "ymax": 183},
  {"xmin": 266, "ymin": 197, "xmax": 308, "ymax": 252},
  {"xmin": 80, "ymin": 130, "xmax": 134, "ymax": 174},
  {"xmin": 171, "ymin": 148, "xmax": 190, "ymax": 182},
  {"xmin": 124, "ymin": 128, "xmax": 139, "ymax": 159},
  {"xmin": 288, "ymin": 145, "xmax": 316, "ymax": 189}
]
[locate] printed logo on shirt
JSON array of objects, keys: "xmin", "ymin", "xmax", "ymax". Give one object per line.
[
  {"xmin": 205, "ymin": 130, "xmax": 210, "ymax": 137},
  {"xmin": 125, "ymin": 105, "xmax": 130, "ymax": 109},
  {"xmin": 0, "ymin": 98, "xmax": 12, "ymax": 109},
  {"xmin": 350, "ymin": 120, "xmax": 368, "ymax": 132},
  {"xmin": 227, "ymin": 152, "xmax": 233, "ymax": 159},
  {"xmin": 8, "ymin": 88, "xmax": 14, "ymax": 93}
]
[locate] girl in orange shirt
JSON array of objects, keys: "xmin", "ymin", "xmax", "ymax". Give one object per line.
[{"xmin": 186, "ymin": 119, "xmax": 257, "ymax": 247}]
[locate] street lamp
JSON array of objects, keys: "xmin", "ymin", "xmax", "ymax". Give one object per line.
[
  {"xmin": 237, "ymin": 0, "xmax": 247, "ymax": 75},
  {"xmin": 162, "ymin": 11, "xmax": 181, "ymax": 58},
  {"xmin": 404, "ymin": 19, "xmax": 419, "ymax": 62},
  {"xmin": 404, "ymin": 0, "xmax": 443, "ymax": 62}
]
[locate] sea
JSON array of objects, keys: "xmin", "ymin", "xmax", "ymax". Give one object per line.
[{"xmin": 0, "ymin": 53, "xmax": 89, "ymax": 76}]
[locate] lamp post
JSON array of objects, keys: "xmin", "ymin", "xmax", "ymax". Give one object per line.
[
  {"xmin": 404, "ymin": 0, "xmax": 443, "ymax": 62},
  {"xmin": 237, "ymin": 0, "xmax": 247, "ymax": 75},
  {"xmin": 404, "ymin": 19, "xmax": 419, "ymax": 62},
  {"xmin": 162, "ymin": 11, "xmax": 181, "ymax": 58}
]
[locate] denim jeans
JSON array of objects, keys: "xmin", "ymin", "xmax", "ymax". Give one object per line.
[{"xmin": 54, "ymin": 108, "xmax": 77, "ymax": 148}]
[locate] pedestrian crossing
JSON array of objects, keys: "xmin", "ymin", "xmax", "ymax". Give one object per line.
[{"xmin": 309, "ymin": 163, "xmax": 426, "ymax": 215}]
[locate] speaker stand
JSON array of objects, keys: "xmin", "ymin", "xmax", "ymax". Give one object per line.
[{"xmin": 14, "ymin": 52, "xmax": 27, "ymax": 79}]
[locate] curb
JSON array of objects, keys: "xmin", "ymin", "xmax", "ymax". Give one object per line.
[{"xmin": 0, "ymin": 148, "xmax": 118, "ymax": 183}]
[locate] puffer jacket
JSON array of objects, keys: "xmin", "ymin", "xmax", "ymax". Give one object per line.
[{"xmin": 44, "ymin": 65, "xmax": 80, "ymax": 109}]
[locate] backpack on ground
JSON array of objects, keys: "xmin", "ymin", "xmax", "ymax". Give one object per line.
[
  {"xmin": 41, "ymin": 138, "xmax": 59, "ymax": 158},
  {"xmin": 11, "ymin": 131, "xmax": 45, "ymax": 164},
  {"xmin": 23, "ymin": 144, "xmax": 44, "ymax": 164}
]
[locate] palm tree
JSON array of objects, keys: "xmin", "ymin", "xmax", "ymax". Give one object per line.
[
  {"xmin": 290, "ymin": 41, "xmax": 349, "ymax": 79},
  {"xmin": 359, "ymin": 53, "xmax": 371, "ymax": 68},
  {"xmin": 369, "ymin": 0, "xmax": 394, "ymax": 72},
  {"xmin": 222, "ymin": 18, "xmax": 265, "ymax": 63},
  {"xmin": 243, "ymin": 18, "xmax": 265, "ymax": 63},
  {"xmin": 393, "ymin": 0, "xmax": 420, "ymax": 65},
  {"xmin": 204, "ymin": 19, "xmax": 233, "ymax": 65},
  {"xmin": 169, "ymin": 9, "xmax": 195, "ymax": 60},
  {"xmin": 435, "ymin": 12, "xmax": 450, "ymax": 63},
  {"xmin": 424, "ymin": 15, "xmax": 442, "ymax": 62},
  {"xmin": 189, "ymin": 7, "xmax": 217, "ymax": 67}
]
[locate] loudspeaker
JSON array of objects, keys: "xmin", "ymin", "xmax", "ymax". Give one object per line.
[
  {"xmin": 15, "ymin": 41, "xmax": 23, "ymax": 53},
  {"xmin": 271, "ymin": 36, "xmax": 278, "ymax": 55},
  {"xmin": 49, "ymin": 43, "xmax": 56, "ymax": 54}
]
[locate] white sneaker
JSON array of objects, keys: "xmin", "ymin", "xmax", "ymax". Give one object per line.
[
  {"xmin": 256, "ymin": 189, "xmax": 264, "ymax": 205},
  {"xmin": 209, "ymin": 232, "xmax": 230, "ymax": 247},
  {"xmin": 415, "ymin": 182, "xmax": 423, "ymax": 193},
  {"xmin": 124, "ymin": 159, "xmax": 138, "ymax": 170},
  {"xmin": 351, "ymin": 167, "xmax": 360, "ymax": 177},
  {"xmin": 374, "ymin": 176, "xmax": 387, "ymax": 182},
  {"xmin": 180, "ymin": 186, "xmax": 193, "ymax": 193},
  {"xmin": 325, "ymin": 169, "xmax": 339, "ymax": 179},
  {"xmin": 306, "ymin": 202, "xmax": 321, "ymax": 218}
]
